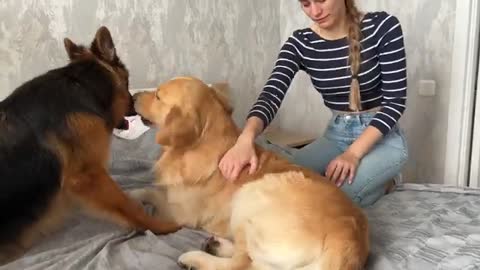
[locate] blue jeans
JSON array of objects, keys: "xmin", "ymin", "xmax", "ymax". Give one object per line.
[{"xmin": 260, "ymin": 111, "xmax": 409, "ymax": 208}]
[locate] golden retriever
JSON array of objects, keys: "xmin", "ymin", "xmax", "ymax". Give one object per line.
[{"xmin": 131, "ymin": 76, "xmax": 369, "ymax": 270}]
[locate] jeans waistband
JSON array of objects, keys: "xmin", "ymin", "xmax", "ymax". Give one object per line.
[
  {"xmin": 331, "ymin": 107, "xmax": 379, "ymax": 121},
  {"xmin": 331, "ymin": 106, "xmax": 381, "ymax": 117}
]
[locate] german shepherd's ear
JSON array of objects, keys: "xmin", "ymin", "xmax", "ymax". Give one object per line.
[
  {"xmin": 64, "ymin": 38, "xmax": 89, "ymax": 60},
  {"xmin": 155, "ymin": 106, "xmax": 200, "ymax": 147},
  {"xmin": 210, "ymin": 82, "xmax": 233, "ymax": 115},
  {"xmin": 90, "ymin": 26, "xmax": 117, "ymax": 63}
]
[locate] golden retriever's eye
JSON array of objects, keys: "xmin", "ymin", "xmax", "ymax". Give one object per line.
[{"xmin": 155, "ymin": 94, "xmax": 160, "ymax": 100}]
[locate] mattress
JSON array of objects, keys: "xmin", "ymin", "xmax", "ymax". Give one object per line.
[
  {"xmin": 2, "ymin": 129, "xmax": 480, "ymax": 270},
  {"xmin": 366, "ymin": 183, "xmax": 480, "ymax": 270}
]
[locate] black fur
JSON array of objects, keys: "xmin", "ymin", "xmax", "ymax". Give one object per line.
[{"xmin": 0, "ymin": 48, "xmax": 131, "ymax": 245}]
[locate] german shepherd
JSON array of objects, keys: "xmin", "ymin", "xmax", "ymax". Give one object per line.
[{"xmin": 0, "ymin": 26, "xmax": 180, "ymax": 263}]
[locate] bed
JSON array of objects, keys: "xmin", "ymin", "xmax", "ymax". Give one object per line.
[{"xmin": 2, "ymin": 128, "xmax": 480, "ymax": 270}]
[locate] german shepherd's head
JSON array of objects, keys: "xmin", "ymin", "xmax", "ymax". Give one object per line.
[{"xmin": 63, "ymin": 26, "xmax": 134, "ymax": 129}]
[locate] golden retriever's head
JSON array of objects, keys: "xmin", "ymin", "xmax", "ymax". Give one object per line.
[{"xmin": 133, "ymin": 76, "xmax": 233, "ymax": 147}]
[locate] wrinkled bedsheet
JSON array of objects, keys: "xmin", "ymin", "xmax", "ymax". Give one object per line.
[
  {"xmin": 2, "ymin": 129, "xmax": 480, "ymax": 270},
  {"xmin": 366, "ymin": 183, "xmax": 480, "ymax": 270}
]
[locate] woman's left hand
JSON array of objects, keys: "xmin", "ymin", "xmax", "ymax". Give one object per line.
[{"xmin": 325, "ymin": 151, "xmax": 360, "ymax": 187}]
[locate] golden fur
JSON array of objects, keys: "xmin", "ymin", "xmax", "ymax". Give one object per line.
[{"xmin": 131, "ymin": 76, "xmax": 370, "ymax": 270}]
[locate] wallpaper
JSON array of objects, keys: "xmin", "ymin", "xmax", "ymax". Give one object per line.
[
  {"xmin": 0, "ymin": 0, "xmax": 458, "ymax": 183},
  {"xmin": 0, "ymin": 0, "xmax": 280, "ymax": 125}
]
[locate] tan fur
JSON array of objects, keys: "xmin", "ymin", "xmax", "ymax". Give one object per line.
[
  {"xmin": 55, "ymin": 114, "xmax": 180, "ymax": 233},
  {"xmin": 132, "ymin": 77, "xmax": 370, "ymax": 270}
]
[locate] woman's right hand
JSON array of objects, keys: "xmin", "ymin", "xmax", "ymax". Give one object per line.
[{"xmin": 219, "ymin": 135, "xmax": 258, "ymax": 181}]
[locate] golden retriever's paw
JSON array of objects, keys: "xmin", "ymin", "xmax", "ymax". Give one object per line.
[
  {"xmin": 177, "ymin": 250, "xmax": 214, "ymax": 270},
  {"xmin": 201, "ymin": 236, "xmax": 234, "ymax": 258}
]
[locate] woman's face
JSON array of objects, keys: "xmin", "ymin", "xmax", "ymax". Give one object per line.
[{"xmin": 299, "ymin": 0, "xmax": 347, "ymax": 30}]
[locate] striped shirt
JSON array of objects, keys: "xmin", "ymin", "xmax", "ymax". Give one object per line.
[{"xmin": 247, "ymin": 11, "xmax": 407, "ymax": 135}]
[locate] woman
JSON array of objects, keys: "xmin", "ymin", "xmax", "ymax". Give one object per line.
[{"xmin": 219, "ymin": 0, "xmax": 409, "ymax": 208}]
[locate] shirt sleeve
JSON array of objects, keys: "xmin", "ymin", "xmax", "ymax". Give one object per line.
[
  {"xmin": 369, "ymin": 15, "xmax": 408, "ymax": 135},
  {"xmin": 247, "ymin": 32, "xmax": 303, "ymax": 129}
]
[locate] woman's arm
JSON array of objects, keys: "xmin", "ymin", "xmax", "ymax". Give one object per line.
[
  {"xmin": 346, "ymin": 126, "xmax": 383, "ymax": 159},
  {"xmin": 237, "ymin": 116, "xmax": 265, "ymax": 144},
  {"xmin": 219, "ymin": 31, "xmax": 304, "ymax": 180}
]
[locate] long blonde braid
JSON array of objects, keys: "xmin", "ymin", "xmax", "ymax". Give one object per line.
[{"xmin": 345, "ymin": 0, "xmax": 363, "ymax": 111}]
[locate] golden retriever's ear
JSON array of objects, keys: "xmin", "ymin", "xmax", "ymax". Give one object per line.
[
  {"xmin": 155, "ymin": 106, "xmax": 199, "ymax": 147},
  {"xmin": 210, "ymin": 82, "xmax": 233, "ymax": 115}
]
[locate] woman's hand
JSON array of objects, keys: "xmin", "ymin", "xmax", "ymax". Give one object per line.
[
  {"xmin": 219, "ymin": 135, "xmax": 258, "ymax": 181},
  {"xmin": 325, "ymin": 150, "xmax": 360, "ymax": 187},
  {"xmin": 325, "ymin": 126, "xmax": 383, "ymax": 187}
]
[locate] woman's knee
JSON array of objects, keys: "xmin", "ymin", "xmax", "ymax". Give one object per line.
[
  {"xmin": 352, "ymin": 186, "xmax": 386, "ymax": 208},
  {"xmin": 343, "ymin": 148, "xmax": 408, "ymax": 207},
  {"xmin": 290, "ymin": 137, "xmax": 342, "ymax": 174},
  {"xmin": 255, "ymin": 135, "xmax": 296, "ymax": 160}
]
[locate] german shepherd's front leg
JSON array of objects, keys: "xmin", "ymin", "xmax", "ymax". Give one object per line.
[
  {"xmin": 66, "ymin": 167, "xmax": 180, "ymax": 234},
  {"xmin": 128, "ymin": 187, "xmax": 176, "ymax": 222}
]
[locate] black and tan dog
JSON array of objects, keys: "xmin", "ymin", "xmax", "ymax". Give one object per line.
[{"xmin": 0, "ymin": 26, "xmax": 179, "ymax": 263}]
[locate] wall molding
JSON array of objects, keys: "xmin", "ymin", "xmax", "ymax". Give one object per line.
[{"xmin": 443, "ymin": 0, "xmax": 480, "ymax": 186}]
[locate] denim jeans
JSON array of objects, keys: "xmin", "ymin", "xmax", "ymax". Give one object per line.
[{"xmin": 259, "ymin": 111, "xmax": 409, "ymax": 208}]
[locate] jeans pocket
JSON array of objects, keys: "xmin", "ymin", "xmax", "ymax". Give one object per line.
[{"xmin": 382, "ymin": 128, "xmax": 408, "ymax": 156}]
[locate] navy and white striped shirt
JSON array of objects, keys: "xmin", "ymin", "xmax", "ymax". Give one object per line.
[{"xmin": 247, "ymin": 11, "xmax": 407, "ymax": 135}]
